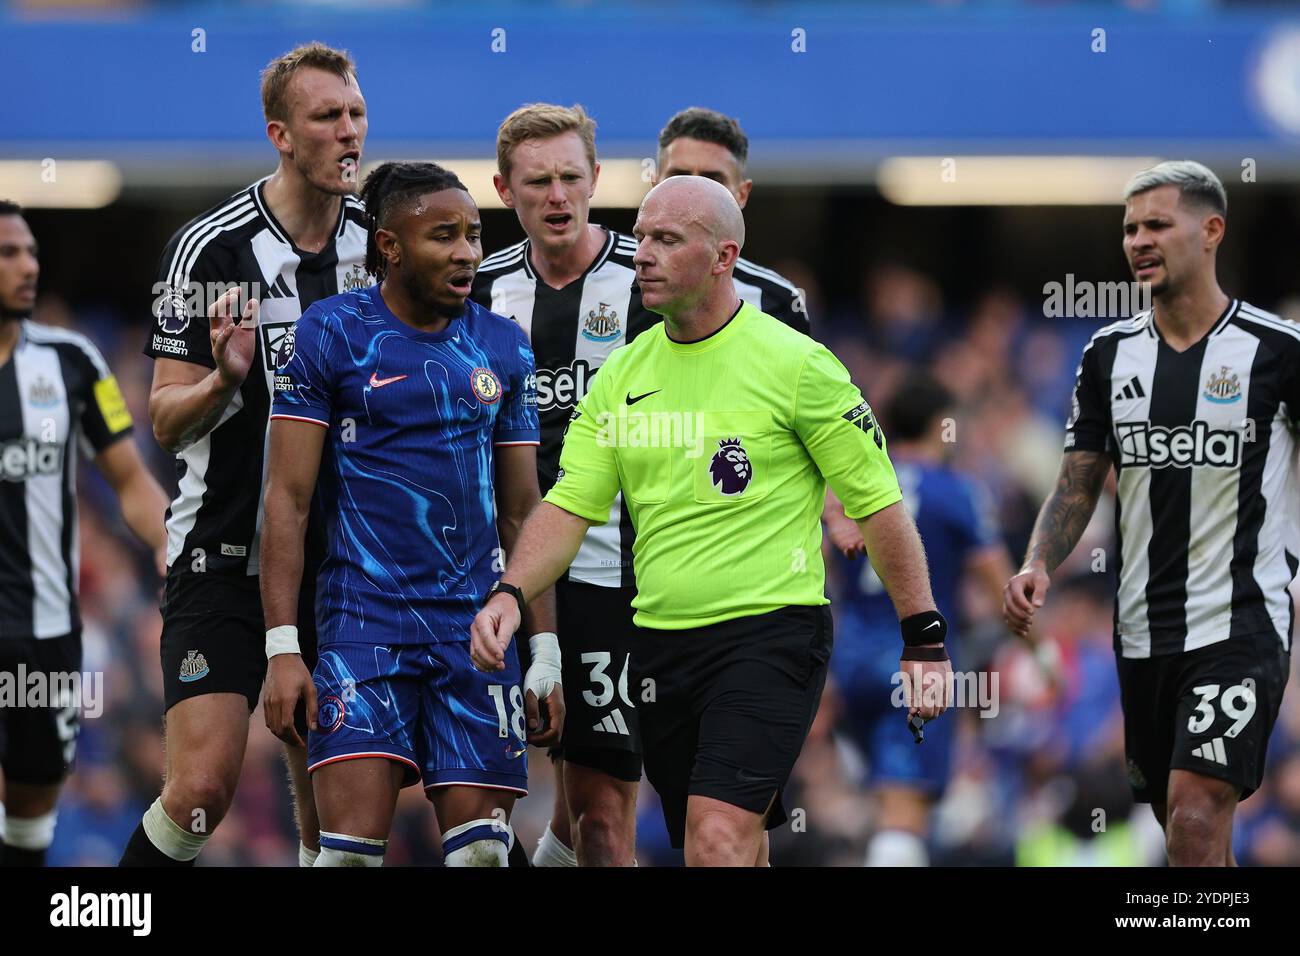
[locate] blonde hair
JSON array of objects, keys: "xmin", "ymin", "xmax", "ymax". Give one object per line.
[
  {"xmin": 496, "ymin": 103, "xmax": 597, "ymax": 182},
  {"xmin": 1124, "ymin": 160, "xmax": 1226, "ymax": 217},
  {"xmin": 260, "ymin": 42, "xmax": 357, "ymax": 123}
]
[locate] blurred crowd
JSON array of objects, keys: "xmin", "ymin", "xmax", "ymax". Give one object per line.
[{"xmin": 34, "ymin": 263, "xmax": 1300, "ymax": 866}]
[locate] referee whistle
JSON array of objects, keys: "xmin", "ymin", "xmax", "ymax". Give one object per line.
[{"xmin": 908, "ymin": 714, "xmax": 925, "ymax": 745}]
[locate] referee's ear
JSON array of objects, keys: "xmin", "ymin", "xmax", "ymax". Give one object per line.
[{"xmin": 715, "ymin": 239, "xmax": 741, "ymax": 274}]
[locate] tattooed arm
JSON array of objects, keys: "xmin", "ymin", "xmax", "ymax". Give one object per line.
[{"xmin": 1003, "ymin": 450, "xmax": 1111, "ymax": 638}]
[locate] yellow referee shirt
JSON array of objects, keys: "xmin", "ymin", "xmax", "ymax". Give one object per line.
[{"xmin": 544, "ymin": 301, "xmax": 901, "ymax": 629}]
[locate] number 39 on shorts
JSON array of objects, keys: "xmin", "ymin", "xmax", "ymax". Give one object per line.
[{"xmin": 1188, "ymin": 679, "xmax": 1257, "ymax": 737}]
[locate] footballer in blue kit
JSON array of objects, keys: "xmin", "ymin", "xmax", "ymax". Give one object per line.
[
  {"xmin": 258, "ymin": 162, "xmax": 564, "ymax": 867},
  {"xmin": 828, "ymin": 373, "xmax": 1013, "ymax": 867}
]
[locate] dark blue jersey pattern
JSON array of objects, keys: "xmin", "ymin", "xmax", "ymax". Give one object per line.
[
  {"xmin": 833, "ymin": 457, "xmax": 1000, "ymax": 637},
  {"xmin": 271, "ymin": 283, "xmax": 539, "ymax": 647},
  {"xmin": 830, "ymin": 456, "xmax": 1002, "ymax": 793}
]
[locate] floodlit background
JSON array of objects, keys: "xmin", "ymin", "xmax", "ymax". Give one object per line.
[{"xmin": 6, "ymin": 0, "xmax": 1300, "ymax": 866}]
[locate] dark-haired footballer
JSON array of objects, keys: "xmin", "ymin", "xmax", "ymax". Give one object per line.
[
  {"xmin": 0, "ymin": 200, "xmax": 169, "ymax": 867},
  {"xmin": 653, "ymin": 107, "xmax": 808, "ymax": 335},
  {"xmin": 829, "ymin": 371, "xmax": 1015, "ymax": 867},
  {"xmin": 259, "ymin": 162, "xmax": 563, "ymax": 866}
]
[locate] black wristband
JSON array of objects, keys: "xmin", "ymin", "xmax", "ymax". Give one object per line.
[
  {"xmin": 900, "ymin": 610, "xmax": 947, "ymax": 647},
  {"xmin": 901, "ymin": 645, "xmax": 950, "ymax": 662},
  {"xmin": 487, "ymin": 580, "xmax": 527, "ymax": 620}
]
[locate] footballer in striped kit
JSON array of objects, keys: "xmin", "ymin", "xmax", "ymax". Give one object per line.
[{"xmin": 1006, "ymin": 161, "xmax": 1294, "ymax": 867}]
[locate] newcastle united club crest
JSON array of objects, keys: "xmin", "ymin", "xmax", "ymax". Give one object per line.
[
  {"xmin": 342, "ymin": 264, "xmax": 373, "ymax": 293},
  {"xmin": 582, "ymin": 303, "xmax": 621, "ymax": 343},
  {"xmin": 1203, "ymin": 366, "xmax": 1242, "ymax": 404}
]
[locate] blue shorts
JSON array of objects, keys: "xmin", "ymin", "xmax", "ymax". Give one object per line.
[
  {"xmin": 831, "ymin": 619, "xmax": 954, "ymax": 796},
  {"xmin": 307, "ymin": 641, "xmax": 528, "ymax": 795}
]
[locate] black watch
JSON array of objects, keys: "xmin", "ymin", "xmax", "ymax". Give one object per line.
[{"xmin": 486, "ymin": 580, "xmax": 527, "ymax": 619}]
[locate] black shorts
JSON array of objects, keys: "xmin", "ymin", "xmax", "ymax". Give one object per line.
[
  {"xmin": 0, "ymin": 633, "xmax": 82, "ymax": 785},
  {"xmin": 1117, "ymin": 631, "xmax": 1290, "ymax": 804},
  {"xmin": 159, "ymin": 569, "xmax": 319, "ymax": 716},
  {"xmin": 630, "ymin": 604, "xmax": 832, "ymax": 849},
  {"xmin": 552, "ymin": 579, "xmax": 642, "ymax": 783}
]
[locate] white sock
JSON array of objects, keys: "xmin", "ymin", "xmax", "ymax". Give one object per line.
[
  {"xmin": 443, "ymin": 818, "xmax": 510, "ymax": 867},
  {"xmin": 316, "ymin": 846, "xmax": 384, "ymax": 866},
  {"xmin": 533, "ymin": 824, "xmax": 577, "ymax": 867},
  {"xmin": 316, "ymin": 831, "xmax": 386, "ymax": 866},
  {"xmin": 298, "ymin": 842, "xmax": 320, "ymax": 867},
  {"xmin": 865, "ymin": 828, "xmax": 928, "ymax": 867},
  {"xmin": 6, "ymin": 810, "xmax": 57, "ymax": 850},
  {"xmin": 142, "ymin": 798, "xmax": 208, "ymax": 862}
]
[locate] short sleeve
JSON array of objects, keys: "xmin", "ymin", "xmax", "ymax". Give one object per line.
[
  {"xmin": 792, "ymin": 346, "xmax": 902, "ymax": 520},
  {"xmin": 270, "ymin": 306, "xmax": 334, "ymax": 428},
  {"xmin": 1063, "ymin": 341, "xmax": 1112, "ymax": 453},
  {"xmin": 145, "ymin": 228, "xmax": 238, "ymax": 368},
  {"xmin": 74, "ymin": 339, "xmax": 134, "ymax": 453},
  {"xmin": 494, "ymin": 324, "xmax": 540, "ymax": 446},
  {"xmin": 542, "ymin": 352, "xmax": 621, "ymax": 524}
]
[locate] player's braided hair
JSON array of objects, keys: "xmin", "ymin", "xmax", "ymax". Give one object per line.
[{"xmin": 360, "ymin": 161, "xmax": 469, "ymax": 279}]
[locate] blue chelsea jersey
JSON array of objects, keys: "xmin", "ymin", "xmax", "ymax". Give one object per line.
[
  {"xmin": 833, "ymin": 458, "xmax": 1000, "ymax": 639},
  {"xmin": 271, "ymin": 283, "xmax": 539, "ymax": 646}
]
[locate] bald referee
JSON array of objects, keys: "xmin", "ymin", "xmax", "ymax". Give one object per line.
[{"xmin": 471, "ymin": 177, "xmax": 949, "ymax": 866}]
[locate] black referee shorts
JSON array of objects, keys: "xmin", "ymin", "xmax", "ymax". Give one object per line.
[
  {"xmin": 159, "ymin": 568, "xmax": 320, "ymax": 719},
  {"xmin": 630, "ymin": 604, "xmax": 833, "ymax": 850},
  {"xmin": 0, "ymin": 633, "xmax": 82, "ymax": 785},
  {"xmin": 1117, "ymin": 630, "xmax": 1289, "ymax": 804}
]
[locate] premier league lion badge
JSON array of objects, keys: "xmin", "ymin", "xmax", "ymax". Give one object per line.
[
  {"xmin": 156, "ymin": 285, "xmax": 190, "ymax": 335},
  {"xmin": 275, "ymin": 325, "xmax": 296, "ymax": 369},
  {"xmin": 709, "ymin": 437, "xmax": 752, "ymax": 496}
]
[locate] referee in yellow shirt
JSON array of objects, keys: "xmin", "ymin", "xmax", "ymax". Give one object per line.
[{"xmin": 471, "ymin": 176, "xmax": 950, "ymax": 867}]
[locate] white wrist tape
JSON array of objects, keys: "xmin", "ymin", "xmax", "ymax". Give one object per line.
[
  {"xmin": 266, "ymin": 624, "xmax": 301, "ymax": 659},
  {"xmin": 525, "ymin": 632, "xmax": 562, "ymax": 700}
]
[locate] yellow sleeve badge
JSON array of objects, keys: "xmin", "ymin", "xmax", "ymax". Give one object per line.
[{"xmin": 94, "ymin": 375, "xmax": 133, "ymax": 434}]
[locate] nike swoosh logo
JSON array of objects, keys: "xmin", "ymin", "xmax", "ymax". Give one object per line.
[
  {"xmin": 369, "ymin": 373, "xmax": 408, "ymax": 388},
  {"xmin": 626, "ymin": 389, "xmax": 661, "ymax": 406},
  {"xmin": 923, "ymin": 621, "xmax": 941, "ymax": 631}
]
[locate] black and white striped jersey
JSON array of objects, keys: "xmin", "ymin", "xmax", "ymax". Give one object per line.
[
  {"xmin": 143, "ymin": 178, "xmax": 371, "ymax": 578},
  {"xmin": 1065, "ymin": 300, "xmax": 1300, "ymax": 659},
  {"xmin": 471, "ymin": 227, "xmax": 809, "ymax": 588},
  {"xmin": 1, "ymin": 322, "xmax": 134, "ymax": 640}
]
